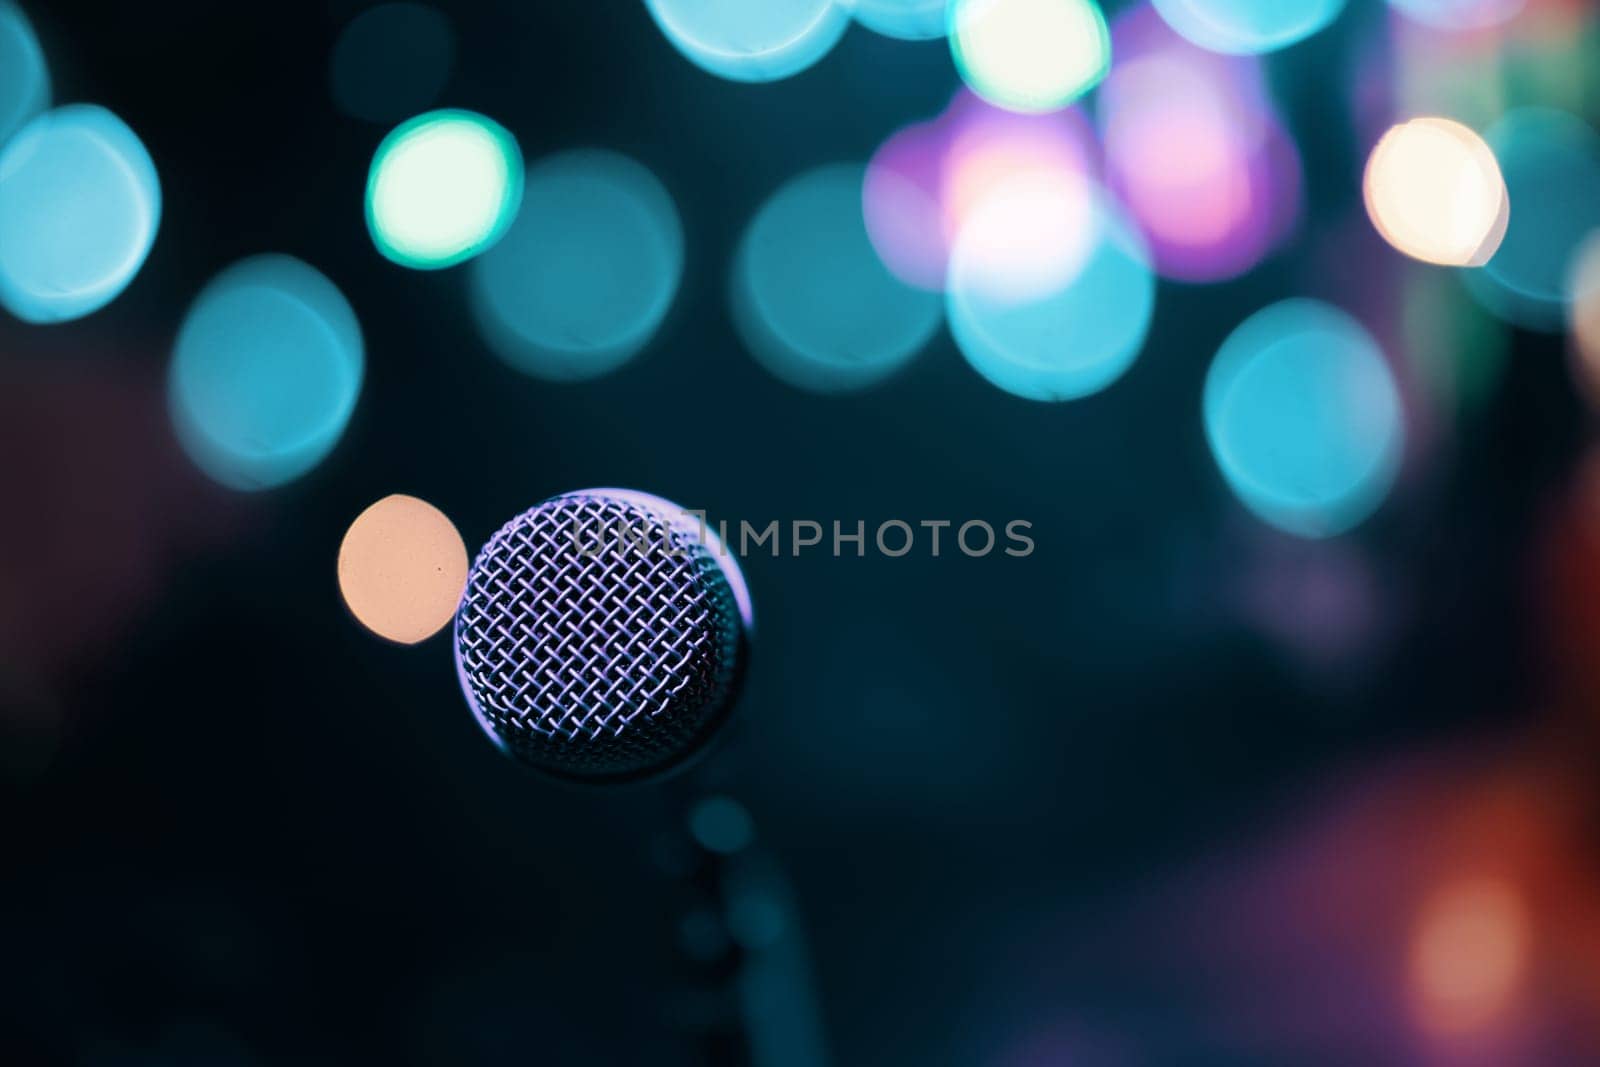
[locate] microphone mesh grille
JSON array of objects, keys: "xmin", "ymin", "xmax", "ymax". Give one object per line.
[{"xmin": 454, "ymin": 493, "xmax": 744, "ymax": 781}]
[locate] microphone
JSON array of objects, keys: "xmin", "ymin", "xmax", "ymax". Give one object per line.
[
  {"xmin": 453, "ymin": 489, "xmax": 753, "ymax": 784},
  {"xmin": 452, "ymin": 489, "xmax": 827, "ymax": 1065}
]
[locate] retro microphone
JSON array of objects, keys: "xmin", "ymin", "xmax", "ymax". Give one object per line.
[{"xmin": 453, "ymin": 489, "xmax": 825, "ymax": 1067}]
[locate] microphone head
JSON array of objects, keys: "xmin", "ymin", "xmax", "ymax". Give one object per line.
[{"xmin": 454, "ymin": 490, "xmax": 753, "ymax": 783}]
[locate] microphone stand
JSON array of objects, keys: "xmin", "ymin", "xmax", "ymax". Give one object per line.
[{"xmin": 656, "ymin": 768, "xmax": 831, "ymax": 1067}]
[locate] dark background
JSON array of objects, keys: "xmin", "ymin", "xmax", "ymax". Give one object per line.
[{"xmin": 3, "ymin": 1, "xmax": 1597, "ymax": 1063}]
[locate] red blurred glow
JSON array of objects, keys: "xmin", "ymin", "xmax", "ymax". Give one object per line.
[{"xmin": 1410, "ymin": 876, "xmax": 1531, "ymax": 1036}]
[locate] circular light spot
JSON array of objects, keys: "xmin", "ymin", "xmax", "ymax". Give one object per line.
[
  {"xmin": 1100, "ymin": 7, "xmax": 1302, "ymax": 282},
  {"xmin": 688, "ymin": 795, "xmax": 755, "ymax": 854},
  {"xmin": 169, "ymin": 255, "xmax": 364, "ymax": 491},
  {"xmin": 0, "ymin": 105, "xmax": 160, "ymax": 323},
  {"xmin": 1410, "ymin": 878, "xmax": 1530, "ymax": 1036},
  {"xmin": 734, "ymin": 163, "xmax": 943, "ymax": 393},
  {"xmin": 1204, "ymin": 300, "xmax": 1403, "ymax": 538},
  {"xmin": 1388, "ymin": 0, "xmax": 1525, "ymax": 32},
  {"xmin": 1364, "ymin": 117, "xmax": 1508, "ymax": 268},
  {"xmin": 0, "ymin": 1, "xmax": 48, "ymax": 146},
  {"xmin": 854, "ymin": 0, "xmax": 951, "ymax": 40},
  {"xmin": 1468, "ymin": 108, "xmax": 1600, "ymax": 332},
  {"xmin": 1369, "ymin": 115, "xmax": 1504, "ymax": 267},
  {"xmin": 366, "ymin": 109, "xmax": 523, "ymax": 270},
  {"xmin": 1150, "ymin": 0, "xmax": 1346, "ymax": 55},
  {"xmin": 472, "ymin": 149, "xmax": 682, "ymax": 382},
  {"xmin": 644, "ymin": 0, "xmax": 849, "ymax": 83},
  {"xmin": 330, "ymin": 2, "xmax": 455, "ymax": 124},
  {"xmin": 948, "ymin": 183, "xmax": 1154, "ymax": 402},
  {"xmin": 338, "ymin": 494, "xmax": 468, "ymax": 645},
  {"xmin": 949, "ymin": 0, "xmax": 1111, "ymax": 114}
]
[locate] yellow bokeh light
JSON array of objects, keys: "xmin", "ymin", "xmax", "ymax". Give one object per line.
[
  {"xmin": 1364, "ymin": 117, "xmax": 1508, "ymax": 268},
  {"xmin": 338, "ymin": 494, "xmax": 469, "ymax": 645},
  {"xmin": 1409, "ymin": 876, "xmax": 1530, "ymax": 1037}
]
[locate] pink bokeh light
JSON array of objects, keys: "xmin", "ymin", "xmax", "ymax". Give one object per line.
[
  {"xmin": 1100, "ymin": 5, "xmax": 1303, "ymax": 283},
  {"xmin": 863, "ymin": 90, "xmax": 1099, "ymax": 291}
]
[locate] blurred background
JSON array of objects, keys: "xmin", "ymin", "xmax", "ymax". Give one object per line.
[{"xmin": 5, "ymin": 0, "xmax": 1600, "ymax": 1062}]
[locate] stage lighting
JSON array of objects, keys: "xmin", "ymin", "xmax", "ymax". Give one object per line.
[
  {"xmin": 1364, "ymin": 117, "xmax": 1507, "ymax": 268},
  {"xmin": 0, "ymin": 106, "xmax": 159, "ymax": 323},
  {"xmin": 644, "ymin": 0, "xmax": 849, "ymax": 83},
  {"xmin": 366, "ymin": 109, "xmax": 523, "ymax": 270},
  {"xmin": 734, "ymin": 164, "xmax": 943, "ymax": 393},
  {"xmin": 1150, "ymin": 0, "xmax": 1346, "ymax": 55},
  {"xmin": 1467, "ymin": 108, "xmax": 1600, "ymax": 332},
  {"xmin": 330, "ymin": 2, "xmax": 455, "ymax": 124},
  {"xmin": 948, "ymin": 183, "xmax": 1154, "ymax": 402},
  {"xmin": 472, "ymin": 149, "xmax": 682, "ymax": 382},
  {"xmin": 853, "ymin": 0, "xmax": 951, "ymax": 40},
  {"xmin": 949, "ymin": 0, "xmax": 1111, "ymax": 114},
  {"xmin": 1204, "ymin": 300, "xmax": 1403, "ymax": 538},
  {"xmin": 169, "ymin": 256, "xmax": 363, "ymax": 491},
  {"xmin": 0, "ymin": 1, "xmax": 48, "ymax": 146},
  {"xmin": 338, "ymin": 494, "xmax": 468, "ymax": 645}
]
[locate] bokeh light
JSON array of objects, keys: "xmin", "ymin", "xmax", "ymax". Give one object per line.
[
  {"xmin": 1364, "ymin": 117, "xmax": 1508, "ymax": 267},
  {"xmin": 366, "ymin": 109, "xmax": 523, "ymax": 270},
  {"xmin": 1410, "ymin": 878, "xmax": 1531, "ymax": 1037},
  {"xmin": 472, "ymin": 149, "xmax": 682, "ymax": 382},
  {"xmin": 338, "ymin": 494, "xmax": 468, "ymax": 645},
  {"xmin": 1150, "ymin": 0, "xmax": 1347, "ymax": 55},
  {"xmin": 947, "ymin": 170, "xmax": 1097, "ymax": 305},
  {"xmin": 1100, "ymin": 6, "xmax": 1302, "ymax": 282},
  {"xmin": 688, "ymin": 795, "xmax": 755, "ymax": 854},
  {"xmin": 735, "ymin": 163, "xmax": 942, "ymax": 393},
  {"xmin": 0, "ymin": 105, "xmax": 160, "ymax": 324},
  {"xmin": 863, "ymin": 118, "xmax": 952, "ymax": 291},
  {"xmin": 948, "ymin": 184, "xmax": 1155, "ymax": 402},
  {"xmin": 941, "ymin": 97, "xmax": 1098, "ymax": 253},
  {"xmin": 644, "ymin": 0, "xmax": 849, "ymax": 83},
  {"xmin": 1567, "ymin": 232, "xmax": 1600, "ymax": 406},
  {"xmin": 863, "ymin": 90, "xmax": 1097, "ymax": 290},
  {"xmin": 169, "ymin": 255, "xmax": 364, "ymax": 491},
  {"xmin": 1388, "ymin": 0, "xmax": 1526, "ymax": 32},
  {"xmin": 330, "ymin": 3, "xmax": 455, "ymax": 124},
  {"xmin": 1468, "ymin": 108, "xmax": 1600, "ymax": 332},
  {"xmin": 0, "ymin": 1, "xmax": 48, "ymax": 147},
  {"xmin": 949, "ymin": 0, "xmax": 1111, "ymax": 114},
  {"xmin": 1204, "ymin": 300, "xmax": 1404, "ymax": 538},
  {"xmin": 853, "ymin": 0, "xmax": 951, "ymax": 40}
]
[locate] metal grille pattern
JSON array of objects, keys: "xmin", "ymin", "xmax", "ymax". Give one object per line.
[{"xmin": 455, "ymin": 493, "xmax": 744, "ymax": 781}]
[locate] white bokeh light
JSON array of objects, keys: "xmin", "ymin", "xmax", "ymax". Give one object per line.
[
  {"xmin": 366, "ymin": 109, "xmax": 523, "ymax": 270},
  {"xmin": 950, "ymin": 0, "xmax": 1111, "ymax": 114},
  {"xmin": 1364, "ymin": 117, "xmax": 1508, "ymax": 268}
]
